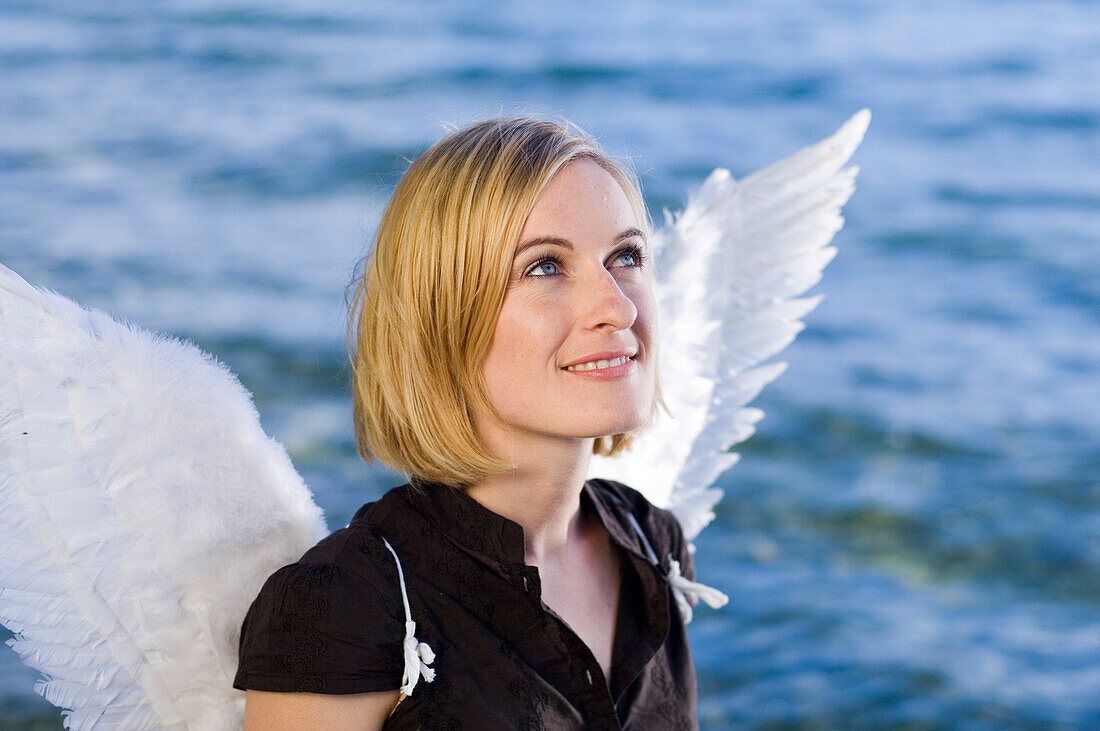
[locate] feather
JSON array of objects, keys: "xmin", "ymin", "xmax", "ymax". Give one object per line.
[
  {"xmin": 0, "ymin": 264, "xmax": 327, "ymax": 729},
  {"xmin": 591, "ymin": 110, "xmax": 870, "ymax": 540}
]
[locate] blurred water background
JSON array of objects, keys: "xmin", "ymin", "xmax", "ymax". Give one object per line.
[{"xmin": 1, "ymin": 0, "xmax": 1098, "ymax": 727}]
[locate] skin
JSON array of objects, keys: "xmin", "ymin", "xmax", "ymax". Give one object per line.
[
  {"xmin": 243, "ymin": 690, "xmax": 399, "ymax": 730},
  {"xmin": 244, "ymin": 158, "xmax": 656, "ymax": 728}
]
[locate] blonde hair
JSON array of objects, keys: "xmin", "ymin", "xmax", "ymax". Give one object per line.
[{"xmin": 348, "ymin": 116, "xmax": 654, "ymax": 487}]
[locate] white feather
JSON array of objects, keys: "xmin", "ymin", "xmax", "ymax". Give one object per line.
[
  {"xmin": 591, "ymin": 110, "xmax": 870, "ymax": 540},
  {"xmin": 0, "ymin": 263, "xmax": 327, "ymax": 729}
]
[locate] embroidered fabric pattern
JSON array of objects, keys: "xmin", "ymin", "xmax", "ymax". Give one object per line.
[{"xmin": 279, "ymin": 564, "xmax": 333, "ymax": 693}]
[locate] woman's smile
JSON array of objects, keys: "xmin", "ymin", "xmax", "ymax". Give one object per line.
[{"xmin": 561, "ymin": 352, "xmax": 637, "ymax": 377}]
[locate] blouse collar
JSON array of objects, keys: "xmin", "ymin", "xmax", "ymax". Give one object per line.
[{"xmin": 400, "ymin": 478, "xmax": 654, "ymax": 575}]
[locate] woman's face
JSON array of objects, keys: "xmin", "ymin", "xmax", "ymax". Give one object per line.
[{"xmin": 478, "ymin": 158, "xmax": 657, "ymax": 448}]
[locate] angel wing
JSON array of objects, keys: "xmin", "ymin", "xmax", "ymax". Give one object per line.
[
  {"xmin": 0, "ymin": 263, "xmax": 326, "ymax": 729},
  {"xmin": 591, "ymin": 110, "xmax": 870, "ymax": 541}
]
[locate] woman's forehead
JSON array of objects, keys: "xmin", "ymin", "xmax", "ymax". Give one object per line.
[{"xmin": 519, "ymin": 160, "xmax": 640, "ymax": 242}]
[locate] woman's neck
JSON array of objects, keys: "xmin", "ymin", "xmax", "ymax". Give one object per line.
[{"xmin": 465, "ymin": 432, "xmax": 594, "ymax": 564}]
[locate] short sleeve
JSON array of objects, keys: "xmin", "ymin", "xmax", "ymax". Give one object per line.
[{"xmin": 233, "ymin": 529, "xmax": 406, "ymax": 695}]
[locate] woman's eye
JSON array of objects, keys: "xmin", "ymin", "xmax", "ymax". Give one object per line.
[
  {"xmin": 613, "ymin": 245, "xmax": 646, "ymax": 268},
  {"xmin": 527, "ymin": 258, "xmax": 560, "ymax": 277}
]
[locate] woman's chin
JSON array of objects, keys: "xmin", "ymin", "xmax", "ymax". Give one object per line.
[{"xmin": 578, "ymin": 412, "xmax": 651, "ymax": 440}]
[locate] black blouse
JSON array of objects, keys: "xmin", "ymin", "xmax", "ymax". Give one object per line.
[{"xmin": 234, "ymin": 478, "xmax": 699, "ymax": 730}]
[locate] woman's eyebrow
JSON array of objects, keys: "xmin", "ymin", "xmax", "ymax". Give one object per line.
[
  {"xmin": 514, "ymin": 237, "xmax": 573, "ymax": 257},
  {"xmin": 513, "ymin": 228, "xmax": 646, "ymax": 258}
]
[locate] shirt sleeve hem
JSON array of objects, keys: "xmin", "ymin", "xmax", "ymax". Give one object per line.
[{"xmin": 233, "ymin": 672, "xmax": 402, "ymax": 695}]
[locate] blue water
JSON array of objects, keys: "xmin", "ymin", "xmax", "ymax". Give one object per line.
[{"xmin": 2, "ymin": 0, "xmax": 1098, "ymax": 727}]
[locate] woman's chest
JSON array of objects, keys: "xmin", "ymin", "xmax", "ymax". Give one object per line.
[
  {"xmin": 386, "ymin": 550, "xmax": 695, "ymax": 730},
  {"xmin": 536, "ymin": 543, "xmax": 622, "ymax": 683}
]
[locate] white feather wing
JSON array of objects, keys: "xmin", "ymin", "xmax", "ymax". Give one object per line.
[
  {"xmin": 591, "ymin": 110, "xmax": 869, "ymax": 540},
  {"xmin": 0, "ymin": 264, "xmax": 327, "ymax": 729}
]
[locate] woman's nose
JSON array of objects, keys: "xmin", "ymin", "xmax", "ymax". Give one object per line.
[{"xmin": 579, "ymin": 269, "xmax": 637, "ymax": 331}]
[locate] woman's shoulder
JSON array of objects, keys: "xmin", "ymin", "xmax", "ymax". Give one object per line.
[
  {"xmin": 585, "ymin": 477, "xmax": 691, "ymax": 569},
  {"xmin": 586, "ymin": 477, "xmax": 683, "ymax": 532},
  {"xmin": 276, "ymin": 518, "xmax": 398, "ymax": 598},
  {"xmin": 271, "ymin": 487, "xmax": 404, "ymax": 586},
  {"xmin": 233, "ymin": 490, "xmax": 411, "ymax": 694}
]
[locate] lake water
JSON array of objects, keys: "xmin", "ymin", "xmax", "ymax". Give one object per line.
[{"xmin": 1, "ymin": 0, "xmax": 1098, "ymax": 727}]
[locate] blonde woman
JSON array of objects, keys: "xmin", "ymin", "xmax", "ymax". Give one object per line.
[
  {"xmin": 235, "ymin": 117, "xmax": 699, "ymax": 729},
  {"xmin": 0, "ymin": 110, "xmax": 862, "ymax": 729}
]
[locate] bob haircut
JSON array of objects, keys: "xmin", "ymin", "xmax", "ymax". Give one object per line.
[{"xmin": 348, "ymin": 116, "xmax": 657, "ymax": 488}]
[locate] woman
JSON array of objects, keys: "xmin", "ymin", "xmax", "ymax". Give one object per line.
[{"xmin": 233, "ymin": 116, "xmax": 699, "ymax": 729}]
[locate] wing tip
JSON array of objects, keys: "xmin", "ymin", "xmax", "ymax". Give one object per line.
[{"xmin": 839, "ymin": 109, "xmax": 872, "ymax": 147}]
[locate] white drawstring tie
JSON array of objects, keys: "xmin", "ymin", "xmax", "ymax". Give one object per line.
[
  {"xmin": 665, "ymin": 557, "xmax": 729, "ymax": 624},
  {"xmin": 627, "ymin": 514, "xmax": 729, "ymax": 624},
  {"xmin": 381, "ymin": 536, "xmax": 436, "ymax": 697},
  {"xmin": 400, "ymin": 620, "xmax": 436, "ymax": 696}
]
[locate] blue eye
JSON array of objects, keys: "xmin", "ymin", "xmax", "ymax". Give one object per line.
[
  {"xmin": 526, "ymin": 257, "xmax": 561, "ymax": 277},
  {"xmin": 614, "ymin": 245, "xmax": 646, "ymax": 268}
]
